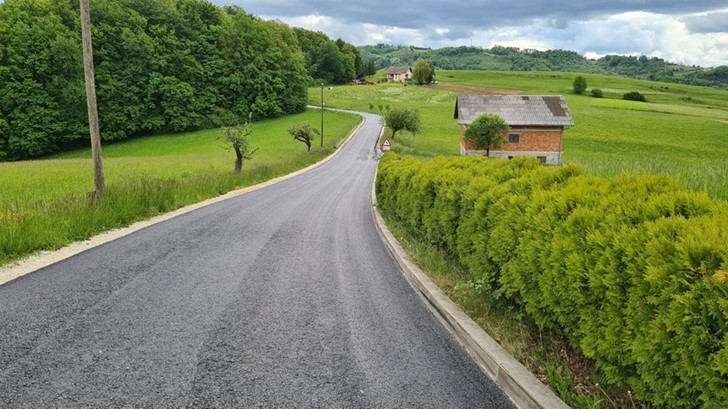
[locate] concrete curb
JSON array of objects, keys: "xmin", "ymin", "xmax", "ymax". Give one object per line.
[
  {"xmin": 0, "ymin": 112, "xmax": 365, "ymax": 287},
  {"xmin": 370, "ymin": 172, "xmax": 570, "ymax": 409}
]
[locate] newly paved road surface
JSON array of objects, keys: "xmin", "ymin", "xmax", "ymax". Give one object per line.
[{"xmin": 0, "ymin": 112, "xmax": 514, "ymax": 408}]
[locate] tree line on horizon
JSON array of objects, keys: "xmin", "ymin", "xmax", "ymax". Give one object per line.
[
  {"xmin": 0, "ymin": 0, "xmax": 372, "ymax": 160},
  {"xmin": 360, "ymin": 44, "xmax": 728, "ymax": 90}
]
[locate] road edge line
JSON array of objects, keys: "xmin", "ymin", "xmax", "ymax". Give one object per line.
[
  {"xmin": 0, "ymin": 112, "xmax": 365, "ymax": 287},
  {"xmin": 370, "ymin": 167, "xmax": 570, "ymax": 409}
]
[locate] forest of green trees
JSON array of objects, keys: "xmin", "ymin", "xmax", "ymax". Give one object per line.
[
  {"xmin": 0, "ymin": 0, "xmax": 368, "ymax": 160},
  {"xmin": 5, "ymin": 0, "xmax": 725, "ymax": 161},
  {"xmin": 360, "ymin": 44, "xmax": 728, "ymax": 89}
]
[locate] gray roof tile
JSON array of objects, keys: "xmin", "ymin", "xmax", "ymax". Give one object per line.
[
  {"xmin": 386, "ymin": 66, "xmax": 411, "ymax": 75},
  {"xmin": 454, "ymin": 95, "xmax": 574, "ymax": 127}
]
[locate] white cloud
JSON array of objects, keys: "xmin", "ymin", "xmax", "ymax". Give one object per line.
[
  {"xmin": 256, "ymin": 8, "xmax": 728, "ymax": 67},
  {"xmin": 551, "ymin": 12, "xmax": 728, "ymax": 66},
  {"xmin": 276, "ymin": 14, "xmax": 340, "ymax": 34}
]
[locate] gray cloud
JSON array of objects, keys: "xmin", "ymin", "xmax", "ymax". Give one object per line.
[
  {"xmin": 427, "ymin": 27, "xmax": 472, "ymax": 42},
  {"xmin": 683, "ymin": 11, "xmax": 728, "ymax": 33},
  {"xmin": 214, "ymin": 1, "xmax": 727, "ymax": 31},
  {"xmin": 210, "ymin": 1, "xmax": 728, "ymax": 66}
]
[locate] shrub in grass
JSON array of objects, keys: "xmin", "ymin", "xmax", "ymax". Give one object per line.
[
  {"xmin": 623, "ymin": 91, "xmax": 647, "ymax": 101},
  {"xmin": 590, "ymin": 88, "xmax": 603, "ymax": 98},
  {"xmin": 376, "ymin": 153, "xmax": 728, "ymax": 408},
  {"xmin": 573, "ymin": 76, "xmax": 588, "ymax": 94}
]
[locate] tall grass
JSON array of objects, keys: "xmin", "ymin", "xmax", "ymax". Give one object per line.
[{"xmin": 0, "ymin": 109, "xmax": 360, "ymax": 265}]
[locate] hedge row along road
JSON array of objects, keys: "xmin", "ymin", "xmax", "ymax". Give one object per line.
[
  {"xmin": 0, "ymin": 112, "xmax": 514, "ymax": 408},
  {"xmin": 375, "ymin": 154, "xmax": 728, "ymax": 408}
]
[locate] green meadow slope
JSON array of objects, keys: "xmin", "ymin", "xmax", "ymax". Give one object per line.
[
  {"xmin": 359, "ymin": 45, "xmax": 728, "ymax": 89},
  {"xmin": 0, "ymin": 109, "xmax": 359, "ymax": 265},
  {"xmin": 361, "ymin": 70, "xmax": 728, "ymax": 407},
  {"xmin": 312, "ymin": 70, "xmax": 728, "ymax": 199}
]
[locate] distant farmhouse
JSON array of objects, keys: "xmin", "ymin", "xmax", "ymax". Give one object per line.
[
  {"xmin": 386, "ymin": 66, "xmax": 412, "ymax": 83},
  {"xmin": 454, "ymin": 95, "xmax": 574, "ymax": 165}
]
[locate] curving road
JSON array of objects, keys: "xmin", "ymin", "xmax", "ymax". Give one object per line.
[{"xmin": 0, "ymin": 111, "xmax": 514, "ymax": 408}]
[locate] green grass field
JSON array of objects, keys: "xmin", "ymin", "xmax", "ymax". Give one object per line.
[
  {"xmin": 3, "ymin": 69, "xmax": 726, "ymax": 264},
  {"xmin": 361, "ymin": 72, "xmax": 728, "ymax": 407},
  {"xmin": 4, "ymin": 110, "xmax": 354, "ymax": 203},
  {"xmin": 589, "ymin": 98, "xmax": 650, "ymax": 111},
  {"xmin": 313, "ymin": 71, "xmax": 728, "ymax": 199},
  {"xmin": 0, "ymin": 109, "xmax": 359, "ymax": 265}
]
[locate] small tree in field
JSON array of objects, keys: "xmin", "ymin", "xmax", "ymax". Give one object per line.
[
  {"xmin": 222, "ymin": 117, "xmax": 257, "ymax": 174},
  {"xmin": 573, "ymin": 76, "xmax": 587, "ymax": 94},
  {"xmin": 463, "ymin": 113, "xmax": 510, "ymax": 157},
  {"xmin": 381, "ymin": 107, "xmax": 421, "ymax": 138},
  {"xmin": 623, "ymin": 91, "xmax": 647, "ymax": 101},
  {"xmin": 412, "ymin": 58, "xmax": 435, "ymax": 85},
  {"xmin": 288, "ymin": 122, "xmax": 319, "ymax": 152}
]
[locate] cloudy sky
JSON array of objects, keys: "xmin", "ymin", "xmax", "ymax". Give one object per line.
[{"xmin": 212, "ymin": 0, "xmax": 728, "ymax": 67}]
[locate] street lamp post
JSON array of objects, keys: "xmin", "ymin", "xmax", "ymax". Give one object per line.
[{"xmin": 320, "ymin": 83, "xmax": 324, "ymax": 148}]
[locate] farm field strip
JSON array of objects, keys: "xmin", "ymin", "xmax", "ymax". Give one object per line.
[{"xmin": 312, "ymin": 70, "xmax": 728, "ymax": 199}]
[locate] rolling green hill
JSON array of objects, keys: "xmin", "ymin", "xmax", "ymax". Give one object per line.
[
  {"xmin": 359, "ymin": 45, "xmax": 728, "ymax": 90},
  {"xmin": 312, "ymin": 70, "xmax": 728, "ymax": 200}
]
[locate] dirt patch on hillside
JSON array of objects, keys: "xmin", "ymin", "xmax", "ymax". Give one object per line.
[{"xmin": 431, "ymin": 84, "xmax": 521, "ymax": 95}]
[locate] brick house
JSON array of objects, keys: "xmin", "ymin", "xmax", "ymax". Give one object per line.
[
  {"xmin": 386, "ymin": 66, "xmax": 412, "ymax": 83},
  {"xmin": 454, "ymin": 95, "xmax": 574, "ymax": 165}
]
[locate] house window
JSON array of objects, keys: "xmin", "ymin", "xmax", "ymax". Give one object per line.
[
  {"xmin": 508, "ymin": 133, "xmax": 520, "ymax": 143},
  {"xmin": 537, "ymin": 156, "xmax": 547, "ymax": 164}
]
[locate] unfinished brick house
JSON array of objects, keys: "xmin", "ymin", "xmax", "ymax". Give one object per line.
[{"xmin": 454, "ymin": 95, "xmax": 574, "ymax": 165}]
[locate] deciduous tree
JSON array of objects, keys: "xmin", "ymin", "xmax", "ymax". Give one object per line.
[
  {"xmin": 573, "ymin": 75, "xmax": 587, "ymax": 94},
  {"xmin": 412, "ymin": 58, "xmax": 435, "ymax": 85},
  {"xmin": 364, "ymin": 59, "xmax": 376, "ymax": 76},
  {"xmin": 221, "ymin": 117, "xmax": 257, "ymax": 174},
  {"xmin": 623, "ymin": 91, "xmax": 647, "ymax": 101},
  {"xmin": 288, "ymin": 122, "xmax": 319, "ymax": 152},
  {"xmin": 381, "ymin": 107, "xmax": 421, "ymax": 139},
  {"xmin": 0, "ymin": 0, "xmax": 309, "ymax": 160},
  {"xmin": 463, "ymin": 113, "xmax": 510, "ymax": 157},
  {"xmin": 293, "ymin": 28, "xmax": 352, "ymax": 84}
]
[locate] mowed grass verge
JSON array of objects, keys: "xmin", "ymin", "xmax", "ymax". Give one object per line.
[
  {"xmin": 0, "ymin": 109, "xmax": 360, "ymax": 266},
  {"xmin": 312, "ymin": 71, "xmax": 728, "ymax": 199}
]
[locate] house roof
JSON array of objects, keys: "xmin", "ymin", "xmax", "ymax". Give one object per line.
[
  {"xmin": 386, "ymin": 66, "xmax": 411, "ymax": 75},
  {"xmin": 454, "ymin": 95, "xmax": 574, "ymax": 127}
]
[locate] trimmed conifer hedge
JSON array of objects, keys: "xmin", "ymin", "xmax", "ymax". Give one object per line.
[{"xmin": 376, "ymin": 153, "xmax": 728, "ymax": 408}]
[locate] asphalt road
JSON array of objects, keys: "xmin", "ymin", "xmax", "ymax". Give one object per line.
[{"xmin": 0, "ymin": 111, "xmax": 515, "ymax": 408}]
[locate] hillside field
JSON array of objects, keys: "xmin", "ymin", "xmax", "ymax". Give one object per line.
[
  {"xmin": 0, "ymin": 109, "xmax": 359, "ymax": 265},
  {"xmin": 311, "ymin": 70, "xmax": 728, "ymax": 199}
]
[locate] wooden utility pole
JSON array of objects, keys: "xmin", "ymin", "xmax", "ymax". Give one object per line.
[{"xmin": 80, "ymin": 0, "xmax": 106, "ymax": 195}]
